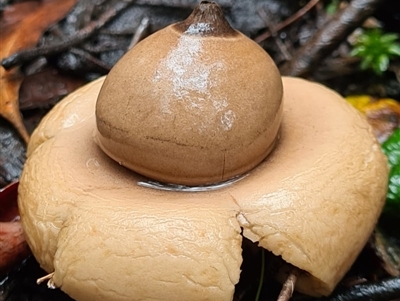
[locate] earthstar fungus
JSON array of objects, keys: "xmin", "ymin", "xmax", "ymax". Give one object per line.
[{"xmin": 18, "ymin": 2, "xmax": 388, "ymax": 301}]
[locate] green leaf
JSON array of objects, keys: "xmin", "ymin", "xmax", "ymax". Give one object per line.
[
  {"xmin": 386, "ymin": 164, "xmax": 400, "ymax": 204},
  {"xmin": 382, "ymin": 128, "xmax": 400, "ymax": 214},
  {"xmin": 382, "ymin": 128, "xmax": 400, "ymax": 168},
  {"xmin": 388, "ymin": 43, "xmax": 400, "ymax": 56},
  {"xmin": 380, "ymin": 33, "xmax": 399, "ymax": 44},
  {"xmin": 377, "ymin": 54, "xmax": 390, "ymax": 72},
  {"xmin": 358, "ymin": 33, "xmax": 373, "ymax": 43},
  {"xmin": 350, "ymin": 45, "xmax": 366, "ymax": 56}
]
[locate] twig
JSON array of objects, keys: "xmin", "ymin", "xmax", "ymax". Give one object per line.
[
  {"xmin": 36, "ymin": 272, "xmax": 54, "ymax": 285},
  {"xmin": 257, "ymin": 7, "xmax": 292, "ymax": 62},
  {"xmin": 128, "ymin": 16, "xmax": 150, "ymax": 49},
  {"xmin": 277, "ymin": 267, "xmax": 300, "ymax": 301},
  {"xmin": 254, "ymin": 0, "xmax": 320, "ymax": 43},
  {"xmin": 280, "ymin": 0, "xmax": 386, "ymax": 77},
  {"xmin": 1, "ymin": 1, "xmax": 134, "ymax": 69},
  {"xmin": 69, "ymin": 48, "xmax": 111, "ymax": 72}
]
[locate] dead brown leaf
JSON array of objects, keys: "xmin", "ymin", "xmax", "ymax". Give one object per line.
[
  {"xmin": 19, "ymin": 67, "xmax": 85, "ymax": 110},
  {"xmin": 0, "ymin": 0, "xmax": 78, "ymax": 144}
]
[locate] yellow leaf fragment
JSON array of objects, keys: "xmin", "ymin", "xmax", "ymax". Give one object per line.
[{"xmin": 346, "ymin": 95, "xmax": 400, "ymax": 143}]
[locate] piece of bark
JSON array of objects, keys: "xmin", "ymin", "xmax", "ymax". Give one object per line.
[
  {"xmin": 310, "ymin": 277, "xmax": 400, "ymax": 301},
  {"xmin": 0, "ymin": 118, "xmax": 25, "ymax": 187}
]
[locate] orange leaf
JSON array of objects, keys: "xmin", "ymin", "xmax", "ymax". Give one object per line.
[{"xmin": 0, "ymin": 0, "xmax": 78, "ymax": 144}]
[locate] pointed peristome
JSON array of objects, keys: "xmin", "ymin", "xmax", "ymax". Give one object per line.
[{"xmin": 173, "ymin": 1, "xmax": 238, "ymax": 37}]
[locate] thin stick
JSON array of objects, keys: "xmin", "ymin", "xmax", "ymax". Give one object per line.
[
  {"xmin": 128, "ymin": 16, "xmax": 150, "ymax": 50},
  {"xmin": 254, "ymin": 0, "xmax": 320, "ymax": 43},
  {"xmin": 256, "ymin": 8, "xmax": 292, "ymax": 61},
  {"xmin": 36, "ymin": 272, "xmax": 54, "ymax": 285},
  {"xmin": 277, "ymin": 267, "xmax": 300, "ymax": 301},
  {"xmin": 70, "ymin": 47, "xmax": 111, "ymax": 71}
]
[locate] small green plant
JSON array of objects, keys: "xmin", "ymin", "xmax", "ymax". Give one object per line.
[{"xmin": 351, "ymin": 29, "xmax": 400, "ymax": 75}]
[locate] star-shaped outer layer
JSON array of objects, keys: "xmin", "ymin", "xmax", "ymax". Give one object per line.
[{"xmin": 18, "ymin": 76, "xmax": 388, "ymax": 301}]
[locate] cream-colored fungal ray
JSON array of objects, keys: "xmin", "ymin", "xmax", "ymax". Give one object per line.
[
  {"xmin": 229, "ymin": 78, "xmax": 388, "ymax": 295},
  {"xmin": 19, "ymin": 78, "xmax": 242, "ymax": 301}
]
